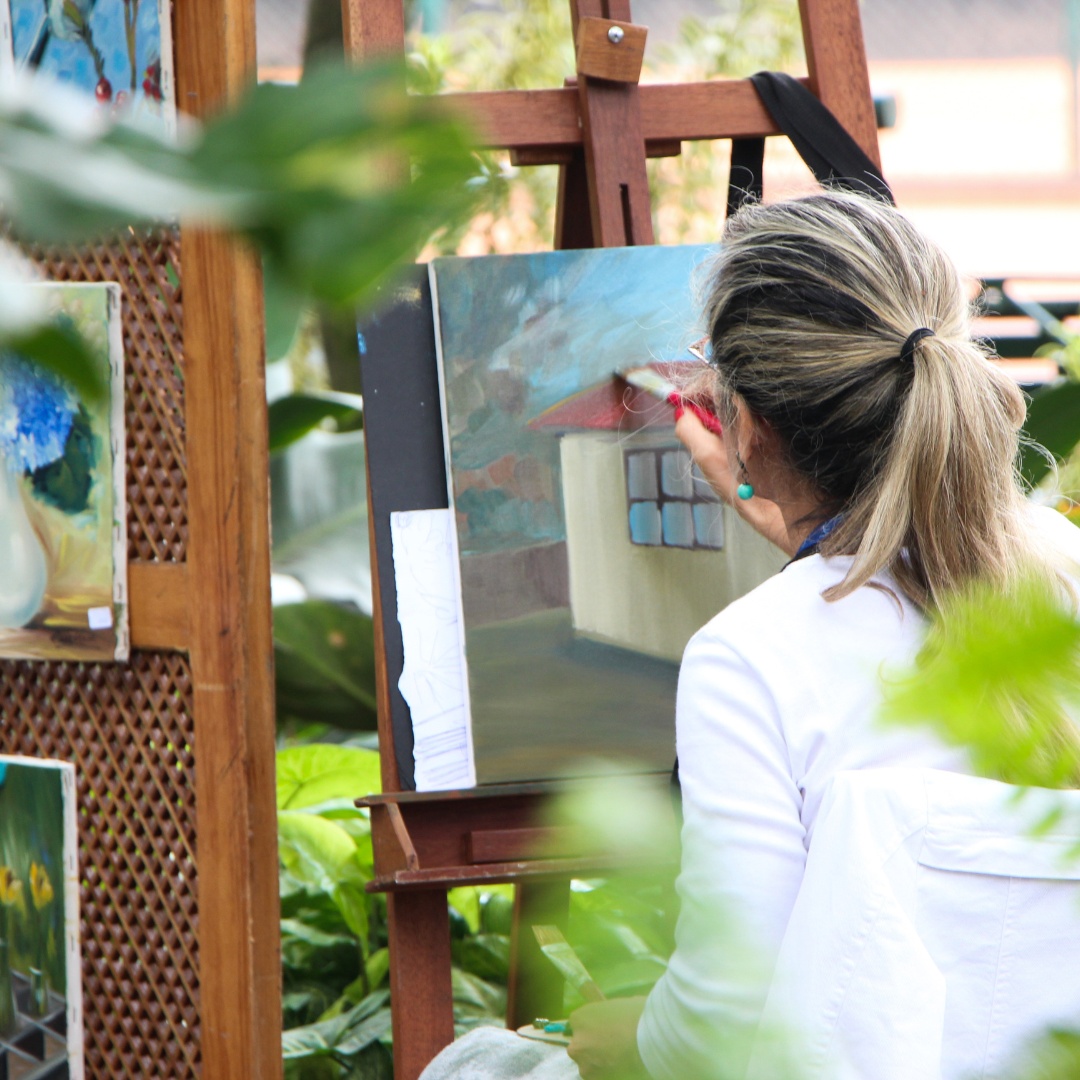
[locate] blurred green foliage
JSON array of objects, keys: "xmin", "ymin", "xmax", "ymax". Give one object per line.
[
  {"xmin": 0, "ymin": 58, "xmax": 480, "ymax": 393},
  {"xmin": 881, "ymin": 573, "xmax": 1080, "ymax": 790}
]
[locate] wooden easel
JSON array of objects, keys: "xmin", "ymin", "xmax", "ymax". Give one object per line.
[{"xmin": 346, "ymin": 3, "xmax": 881, "ymax": 1078}]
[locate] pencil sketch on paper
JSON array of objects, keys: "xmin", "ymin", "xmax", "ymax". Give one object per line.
[
  {"xmin": 391, "ymin": 508, "xmax": 475, "ymax": 791},
  {"xmin": 430, "ymin": 246, "xmax": 786, "ymax": 784},
  {"xmin": 0, "ymin": 283, "xmax": 127, "ymax": 662}
]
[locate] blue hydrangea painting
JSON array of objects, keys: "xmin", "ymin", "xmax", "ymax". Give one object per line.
[
  {"xmin": 0, "ymin": 283, "xmax": 127, "ymax": 661},
  {"xmin": 4, "ymin": 0, "xmax": 175, "ymax": 135},
  {"xmin": 431, "ymin": 247, "xmax": 786, "ymax": 784}
]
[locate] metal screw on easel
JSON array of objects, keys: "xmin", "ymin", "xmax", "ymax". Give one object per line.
[{"xmin": 607, "ymin": 25, "xmax": 624, "ymax": 43}]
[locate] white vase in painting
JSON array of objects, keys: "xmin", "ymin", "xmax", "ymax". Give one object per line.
[{"xmin": 0, "ymin": 464, "xmax": 46, "ymax": 628}]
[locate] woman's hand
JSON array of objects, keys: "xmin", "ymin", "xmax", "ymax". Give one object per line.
[
  {"xmin": 567, "ymin": 997, "xmax": 650, "ymax": 1080},
  {"xmin": 675, "ymin": 408, "xmax": 794, "ymax": 556}
]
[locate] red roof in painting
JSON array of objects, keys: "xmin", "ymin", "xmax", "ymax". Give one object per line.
[{"xmin": 528, "ymin": 362, "xmax": 696, "ymax": 433}]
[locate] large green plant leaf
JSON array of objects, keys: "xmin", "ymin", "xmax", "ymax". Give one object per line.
[
  {"xmin": 277, "ymin": 746, "xmax": 381, "ymax": 810},
  {"xmin": 281, "ymin": 918, "xmax": 361, "ymax": 987},
  {"xmin": 274, "ymin": 601, "xmax": 378, "ymax": 730},
  {"xmin": 281, "ymin": 989, "xmax": 391, "ymax": 1058},
  {"xmin": 1021, "ymin": 382, "xmax": 1080, "ymax": 486},
  {"xmin": 279, "ymin": 809, "xmax": 371, "ymax": 945},
  {"xmin": 269, "ymin": 391, "xmax": 364, "ymax": 454},
  {"xmin": 279, "ymin": 811, "xmax": 363, "ymax": 885}
]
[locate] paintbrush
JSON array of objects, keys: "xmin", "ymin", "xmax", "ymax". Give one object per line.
[
  {"xmin": 532, "ymin": 925, "xmax": 607, "ymax": 1004},
  {"xmin": 620, "ymin": 366, "xmax": 725, "ymax": 437}
]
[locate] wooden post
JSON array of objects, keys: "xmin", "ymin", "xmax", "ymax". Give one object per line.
[
  {"xmin": 386, "ymin": 892, "xmax": 456, "ymax": 1079},
  {"xmin": 342, "ymin": 0, "xmax": 406, "ymax": 58},
  {"xmin": 174, "ymin": 1, "xmax": 283, "ymax": 1077},
  {"xmin": 799, "ymin": 0, "xmax": 880, "ymax": 166}
]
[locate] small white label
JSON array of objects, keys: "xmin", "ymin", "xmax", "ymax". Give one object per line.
[{"xmin": 87, "ymin": 606, "xmax": 113, "ymax": 630}]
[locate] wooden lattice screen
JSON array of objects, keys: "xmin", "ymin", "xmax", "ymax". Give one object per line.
[{"xmin": 0, "ymin": 231, "xmax": 200, "ymax": 1079}]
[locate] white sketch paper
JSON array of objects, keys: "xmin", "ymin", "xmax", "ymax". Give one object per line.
[{"xmin": 390, "ymin": 508, "xmax": 475, "ymax": 790}]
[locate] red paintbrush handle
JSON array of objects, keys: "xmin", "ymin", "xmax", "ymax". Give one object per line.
[{"xmin": 669, "ymin": 393, "xmax": 724, "ymax": 437}]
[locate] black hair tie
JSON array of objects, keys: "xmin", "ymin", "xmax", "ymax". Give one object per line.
[{"xmin": 901, "ymin": 327, "xmax": 935, "ymax": 364}]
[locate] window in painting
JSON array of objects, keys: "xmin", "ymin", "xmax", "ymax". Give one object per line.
[{"xmin": 624, "ymin": 448, "xmax": 724, "ymax": 549}]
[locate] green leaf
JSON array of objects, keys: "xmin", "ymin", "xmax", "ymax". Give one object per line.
[
  {"xmin": 332, "ymin": 881, "xmax": 370, "ymax": 945},
  {"xmin": 265, "ymin": 263, "xmax": 309, "ymax": 363},
  {"xmin": 452, "ymin": 933, "xmax": 510, "ymax": 983},
  {"xmin": 1021, "ymin": 382, "xmax": 1080, "ymax": 485},
  {"xmin": 279, "ymin": 810, "xmax": 367, "ymax": 891},
  {"xmin": 480, "ymin": 889, "xmax": 514, "ymax": 935},
  {"xmin": 451, "ymin": 967, "xmax": 506, "ymax": 1021},
  {"xmin": 365, "ymin": 947, "xmax": 389, "ymax": 992},
  {"xmin": 277, "ymin": 745, "xmax": 382, "ymax": 810},
  {"xmin": 280, "ymin": 919, "xmax": 360, "ymax": 986},
  {"xmin": 271, "ymin": 390, "xmax": 362, "ymax": 445},
  {"xmin": 269, "ymin": 391, "xmax": 364, "ymax": 454},
  {"xmin": 274, "ymin": 601, "xmax": 379, "ymax": 731},
  {"xmin": 281, "ymin": 989, "xmax": 391, "ymax": 1059},
  {"xmin": 334, "ymin": 1003, "xmax": 393, "ymax": 1055},
  {"xmin": 447, "ymin": 886, "xmax": 482, "ymax": 933},
  {"xmin": 191, "ymin": 59, "xmax": 480, "ymax": 309}
]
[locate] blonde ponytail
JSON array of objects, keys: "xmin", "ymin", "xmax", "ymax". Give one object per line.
[{"xmin": 701, "ymin": 190, "xmax": 1057, "ymax": 610}]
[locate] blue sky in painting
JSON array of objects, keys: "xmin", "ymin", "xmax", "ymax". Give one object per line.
[
  {"xmin": 12, "ymin": 0, "xmax": 165, "ymax": 123},
  {"xmin": 433, "ymin": 244, "xmax": 714, "ymax": 554}
]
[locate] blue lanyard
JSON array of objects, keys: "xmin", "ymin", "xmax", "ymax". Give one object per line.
[{"xmin": 796, "ymin": 515, "xmax": 842, "ymax": 557}]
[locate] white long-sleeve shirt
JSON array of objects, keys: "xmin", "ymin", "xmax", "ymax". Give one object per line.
[{"xmin": 637, "ymin": 507, "xmax": 1080, "ymax": 1080}]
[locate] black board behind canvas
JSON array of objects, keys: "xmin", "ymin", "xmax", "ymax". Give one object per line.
[{"xmin": 357, "ymin": 266, "xmax": 448, "ymax": 791}]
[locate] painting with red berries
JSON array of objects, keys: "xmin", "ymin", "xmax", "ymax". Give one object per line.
[{"xmin": 5, "ymin": 0, "xmax": 175, "ymax": 135}]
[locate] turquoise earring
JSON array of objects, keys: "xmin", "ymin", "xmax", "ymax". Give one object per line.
[{"xmin": 735, "ymin": 451, "xmax": 754, "ymax": 500}]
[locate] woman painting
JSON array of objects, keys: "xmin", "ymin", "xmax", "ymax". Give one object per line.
[{"xmin": 425, "ymin": 191, "xmax": 1080, "ymax": 1080}]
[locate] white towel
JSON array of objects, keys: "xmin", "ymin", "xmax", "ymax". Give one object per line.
[{"xmin": 419, "ymin": 1027, "xmax": 581, "ymax": 1080}]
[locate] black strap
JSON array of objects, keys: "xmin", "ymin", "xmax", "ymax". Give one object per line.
[
  {"xmin": 726, "ymin": 137, "xmax": 765, "ymax": 218},
  {"xmin": 727, "ymin": 71, "xmax": 894, "ymax": 217}
]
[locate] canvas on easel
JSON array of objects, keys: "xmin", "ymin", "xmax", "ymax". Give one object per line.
[{"xmin": 414, "ymin": 245, "xmax": 785, "ymax": 786}]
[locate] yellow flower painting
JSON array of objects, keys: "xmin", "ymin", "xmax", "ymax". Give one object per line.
[
  {"xmin": 0, "ymin": 867, "xmax": 23, "ymax": 911},
  {"xmin": 29, "ymin": 864, "xmax": 53, "ymax": 912}
]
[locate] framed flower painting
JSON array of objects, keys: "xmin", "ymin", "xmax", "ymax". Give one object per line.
[
  {"xmin": 2, "ymin": 0, "xmax": 175, "ymax": 136},
  {"xmin": 0, "ymin": 756, "xmax": 81, "ymax": 1080},
  {"xmin": 0, "ymin": 283, "xmax": 128, "ymax": 661}
]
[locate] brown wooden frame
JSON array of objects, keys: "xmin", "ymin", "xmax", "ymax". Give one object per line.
[
  {"xmin": 171, "ymin": 2, "xmax": 283, "ymax": 1077},
  {"xmin": 344, "ymin": 2, "xmax": 881, "ymax": 1078}
]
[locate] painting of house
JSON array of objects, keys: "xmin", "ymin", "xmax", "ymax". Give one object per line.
[
  {"xmin": 431, "ymin": 245, "xmax": 785, "ymax": 784},
  {"xmin": 530, "ymin": 365, "xmax": 782, "ymax": 663}
]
